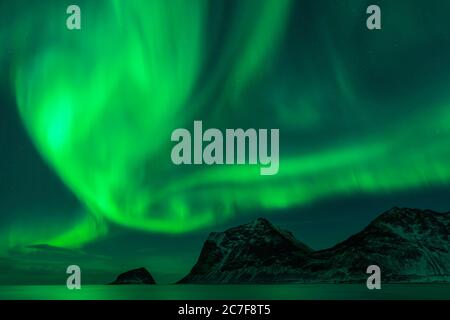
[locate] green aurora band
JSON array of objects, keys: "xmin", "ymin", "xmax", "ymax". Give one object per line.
[{"xmin": 2, "ymin": 0, "xmax": 450, "ymax": 250}]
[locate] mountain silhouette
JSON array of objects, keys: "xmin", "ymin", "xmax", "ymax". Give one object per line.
[
  {"xmin": 179, "ymin": 207, "xmax": 450, "ymax": 283},
  {"xmin": 110, "ymin": 267, "xmax": 156, "ymax": 285}
]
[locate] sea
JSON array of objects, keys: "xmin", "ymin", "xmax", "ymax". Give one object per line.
[{"xmin": 0, "ymin": 284, "xmax": 449, "ymax": 300}]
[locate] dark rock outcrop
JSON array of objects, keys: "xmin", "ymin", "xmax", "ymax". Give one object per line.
[
  {"xmin": 110, "ymin": 267, "xmax": 156, "ymax": 285},
  {"xmin": 178, "ymin": 208, "xmax": 450, "ymax": 284}
]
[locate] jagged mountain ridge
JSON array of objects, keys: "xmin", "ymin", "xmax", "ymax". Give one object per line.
[
  {"xmin": 180, "ymin": 217, "xmax": 312, "ymax": 283},
  {"xmin": 179, "ymin": 207, "xmax": 450, "ymax": 283}
]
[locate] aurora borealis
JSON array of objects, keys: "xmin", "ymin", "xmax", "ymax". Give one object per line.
[{"xmin": 1, "ymin": 0, "xmax": 450, "ymax": 284}]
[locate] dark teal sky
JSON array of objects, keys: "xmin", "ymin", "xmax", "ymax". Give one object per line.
[{"xmin": 1, "ymin": 0, "xmax": 450, "ymax": 284}]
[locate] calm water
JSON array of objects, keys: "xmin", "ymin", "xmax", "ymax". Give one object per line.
[{"xmin": 0, "ymin": 284, "xmax": 449, "ymax": 300}]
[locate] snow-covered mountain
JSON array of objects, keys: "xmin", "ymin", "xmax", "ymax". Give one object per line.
[
  {"xmin": 179, "ymin": 217, "xmax": 312, "ymax": 283},
  {"xmin": 178, "ymin": 208, "xmax": 450, "ymax": 283}
]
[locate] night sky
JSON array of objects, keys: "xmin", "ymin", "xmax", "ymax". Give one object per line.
[{"xmin": 1, "ymin": 0, "xmax": 450, "ymax": 284}]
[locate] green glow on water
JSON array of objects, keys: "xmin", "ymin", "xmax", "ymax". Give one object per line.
[{"xmin": 0, "ymin": 284, "xmax": 448, "ymax": 300}]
